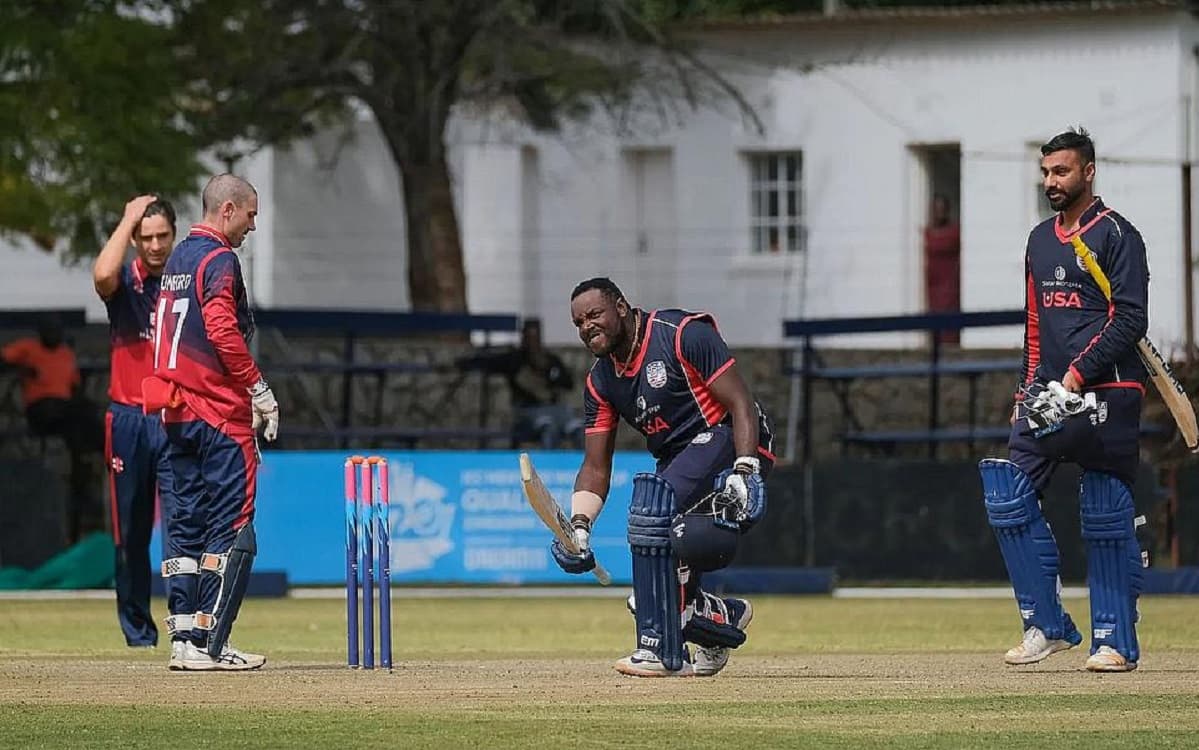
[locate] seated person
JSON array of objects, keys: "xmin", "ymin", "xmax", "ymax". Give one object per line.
[
  {"xmin": 1, "ymin": 315, "xmax": 103, "ymax": 540},
  {"xmin": 461, "ymin": 319, "xmax": 579, "ymax": 448}
]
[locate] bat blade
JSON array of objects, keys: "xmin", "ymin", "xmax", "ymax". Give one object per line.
[
  {"xmin": 518, "ymin": 453, "xmax": 611, "ymax": 585},
  {"xmin": 1136, "ymin": 338, "xmax": 1199, "ymax": 451}
]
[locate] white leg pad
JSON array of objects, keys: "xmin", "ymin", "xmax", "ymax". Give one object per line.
[{"xmin": 162, "ymin": 557, "xmax": 200, "ymax": 577}]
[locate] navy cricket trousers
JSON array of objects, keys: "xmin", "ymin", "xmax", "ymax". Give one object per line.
[
  {"xmin": 162, "ymin": 419, "xmax": 258, "ymax": 645},
  {"xmin": 105, "ymin": 402, "xmax": 174, "ymax": 647}
]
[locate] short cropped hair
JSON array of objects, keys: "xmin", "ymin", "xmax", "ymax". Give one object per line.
[
  {"xmin": 143, "ymin": 199, "xmax": 177, "ymax": 234},
  {"xmin": 1041, "ymin": 127, "xmax": 1095, "ymax": 165},
  {"xmin": 201, "ymin": 173, "xmax": 256, "ymax": 215},
  {"xmin": 570, "ymin": 277, "xmax": 626, "ymax": 305}
]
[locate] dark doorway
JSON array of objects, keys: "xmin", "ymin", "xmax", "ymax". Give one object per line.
[{"xmin": 915, "ymin": 144, "xmax": 961, "ymax": 344}]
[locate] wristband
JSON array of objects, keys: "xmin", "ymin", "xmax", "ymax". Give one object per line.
[
  {"xmin": 570, "ymin": 514, "xmax": 592, "ymax": 533},
  {"xmin": 733, "ymin": 456, "xmax": 761, "ymax": 475}
]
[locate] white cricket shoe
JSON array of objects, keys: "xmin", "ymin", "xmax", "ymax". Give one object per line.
[
  {"xmin": 614, "ymin": 649, "xmax": 694, "ymax": 678},
  {"xmin": 168, "ymin": 640, "xmax": 265, "ymax": 671},
  {"xmin": 1004, "ymin": 626, "xmax": 1078, "ymax": 665},
  {"xmin": 167, "ymin": 640, "xmax": 188, "ymax": 670},
  {"xmin": 1085, "ymin": 645, "xmax": 1138, "ymax": 673},
  {"xmin": 692, "ymin": 597, "xmax": 753, "ymax": 677}
]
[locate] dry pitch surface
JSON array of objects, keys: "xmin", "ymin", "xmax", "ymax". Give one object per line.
[{"xmin": 1, "ymin": 594, "xmax": 1198, "ymax": 748}]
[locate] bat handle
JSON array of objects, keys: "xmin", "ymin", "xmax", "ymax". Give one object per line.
[{"xmin": 592, "ymin": 562, "xmax": 611, "ymax": 586}]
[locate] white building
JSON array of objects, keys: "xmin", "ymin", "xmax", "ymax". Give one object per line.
[{"xmin": 4, "ymin": 1, "xmax": 1197, "ymax": 349}]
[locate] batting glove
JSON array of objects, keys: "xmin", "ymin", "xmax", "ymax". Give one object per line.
[
  {"xmin": 550, "ymin": 514, "xmax": 596, "ymax": 574},
  {"xmin": 718, "ymin": 456, "xmax": 767, "ymax": 530}
]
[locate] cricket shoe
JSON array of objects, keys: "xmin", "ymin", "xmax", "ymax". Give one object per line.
[
  {"xmin": 168, "ymin": 640, "xmax": 265, "ymax": 671},
  {"xmin": 1085, "ymin": 646, "xmax": 1138, "ymax": 673},
  {"xmin": 614, "ymin": 649, "xmax": 694, "ymax": 678},
  {"xmin": 692, "ymin": 596, "xmax": 753, "ymax": 677},
  {"xmin": 1004, "ymin": 624, "xmax": 1082, "ymax": 665}
]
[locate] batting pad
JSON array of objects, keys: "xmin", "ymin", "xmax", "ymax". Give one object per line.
[
  {"xmin": 980, "ymin": 459, "xmax": 1072, "ymax": 640},
  {"xmin": 1080, "ymin": 471, "xmax": 1143, "ymax": 663},
  {"xmin": 205, "ymin": 523, "xmax": 257, "ymax": 658},
  {"xmin": 627, "ymin": 472, "xmax": 686, "ymax": 671}
]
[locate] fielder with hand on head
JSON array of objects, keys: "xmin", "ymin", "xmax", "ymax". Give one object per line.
[
  {"xmin": 93, "ymin": 194, "xmax": 181, "ymax": 649},
  {"xmin": 982, "ymin": 127, "xmax": 1149, "ymax": 672},
  {"xmin": 554, "ymin": 277, "xmax": 775, "ymax": 677},
  {"xmin": 142, "ymin": 173, "xmax": 278, "ymax": 671}
]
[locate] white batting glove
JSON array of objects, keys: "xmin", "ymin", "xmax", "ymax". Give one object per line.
[
  {"xmin": 1046, "ymin": 380, "xmax": 1095, "ymax": 416},
  {"xmin": 722, "ymin": 456, "xmax": 761, "ymax": 506},
  {"xmin": 248, "ymin": 378, "xmax": 279, "ymax": 442}
]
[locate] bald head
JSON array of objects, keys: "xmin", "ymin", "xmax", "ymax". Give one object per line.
[
  {"xmin": 202, "ymin": 173, "xmax": 256, "ymax": 216},
  {"xmin": 200, "ymin": 173, "xmax": 259, "ymax": 248}
]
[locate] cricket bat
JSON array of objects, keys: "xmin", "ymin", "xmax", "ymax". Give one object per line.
[
  {"xmin": 1070, "ymin": 236, "xmax": 1199, "ymax": 452},
  {"xmin": 518, "ymin": 453, "xmax": 611, "ymax": 585}
]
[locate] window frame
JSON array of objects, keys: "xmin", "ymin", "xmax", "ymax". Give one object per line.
[{"xmin": 746, "ymin": 150, "xmax": 806, "ymax": 256}]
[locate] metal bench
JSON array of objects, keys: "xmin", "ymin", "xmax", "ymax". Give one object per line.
[{"xmin": 781, "ymin": 310, "xmax": 1026, "ymax": 460}]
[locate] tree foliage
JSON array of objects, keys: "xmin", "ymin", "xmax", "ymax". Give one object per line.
[
  {"xmin": 162, "ymin": 0, "xmax": 762, "ymax": 310},
  {"xmin": 0, "ymin": 0, "xmax": 203, "ymax": 257},
  {"xmin": 1, "ymin": 0, "xmax": 1068, "ymax": 300}
]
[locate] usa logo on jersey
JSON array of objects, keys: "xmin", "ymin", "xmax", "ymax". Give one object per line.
[{"xmin": 646, "ymin": 360, "xmax": 668, "ymax": 388}]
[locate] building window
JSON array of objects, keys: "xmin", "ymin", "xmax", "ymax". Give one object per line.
[{"xmin": 749, "ymin": 151, "xmax": 805, "ymax": 254}]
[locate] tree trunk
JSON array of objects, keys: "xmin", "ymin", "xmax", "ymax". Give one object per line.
[{"xmin": 398, "ymin": 155, "xmax": 468, "ymax": 312}]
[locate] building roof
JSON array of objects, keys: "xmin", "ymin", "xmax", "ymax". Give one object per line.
[{"xmin": 687, "ymin": 1, "xmax": 1188, "ymax": 31}]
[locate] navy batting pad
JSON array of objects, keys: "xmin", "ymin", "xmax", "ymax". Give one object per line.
[
  {"xmin": 981, "ymin": 459, "xmax": 1073, "ymax": 640},
  {"xmin": 1080, "ymin": 471, "xmax": 1142, "ymax": 663},
  {"xmin": 627, "ymin": 472, "xmax": 685, "ymax": 671}
]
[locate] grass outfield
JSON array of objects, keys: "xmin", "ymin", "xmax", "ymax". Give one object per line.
[{"xmin": 2, "ymin": 594, "xmax": 1198, "ymax": 748}]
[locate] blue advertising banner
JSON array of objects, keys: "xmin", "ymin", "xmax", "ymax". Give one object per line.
[{"xmin": 154, "ymin": 451, "xmax": 654, "ymax": 585}]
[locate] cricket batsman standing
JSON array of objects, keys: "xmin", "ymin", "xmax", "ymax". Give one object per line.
[{"xmin": 982, "ymin": 128, "xmax": 1149, "ymax": 672}]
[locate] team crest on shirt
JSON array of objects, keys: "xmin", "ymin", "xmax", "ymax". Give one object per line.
[
  {"xmin": 1075, "ymin": 253, "xmax": 1093, "ymax": 273},
  {"xmin": 1054, "ymin": 265, "xmax": 1066, "ymax": 281},
  {"xmin": 646, "ymin": 360, "xmax": 668, "ymax": 388}
]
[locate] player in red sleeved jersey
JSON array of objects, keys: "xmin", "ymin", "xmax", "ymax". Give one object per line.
[
  {"xmin": 552, "ymin": 277, "xmax": 774, "ymax": 677},
  {"xmin": 143, "ymin": 173, "xmax": 279, "ymax": 671},
  {"xmin": 93, "ymin": 194, "xmax": 180, "ymax": 648},
  {"xmin": 981, "ymin": 128, "xmax": 1149, "ymax": 673}
]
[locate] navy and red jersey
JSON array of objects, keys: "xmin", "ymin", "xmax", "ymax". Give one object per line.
[
  {"xmin": 103, "ymin": 258, "xmax": 160, "ymax": 406},
  {"xmin": 152, "ymin": 225, "xmax": 261, "ymax": 431},
  {"xmin": 1018, "ymin": 197, "xmax": 1149, "ymax": 397},
  {"xmin": 582, "ymin": 308, "xmax": 773, "ymax": 462}
]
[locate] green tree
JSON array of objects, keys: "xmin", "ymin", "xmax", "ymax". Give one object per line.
[
  {"xmin": 0, "ymin": 0, "xmax": 203, "ymax": 256},
  {"xmin": 166, "ymin": 0, "xmax": 759, "ymax": 311}
]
